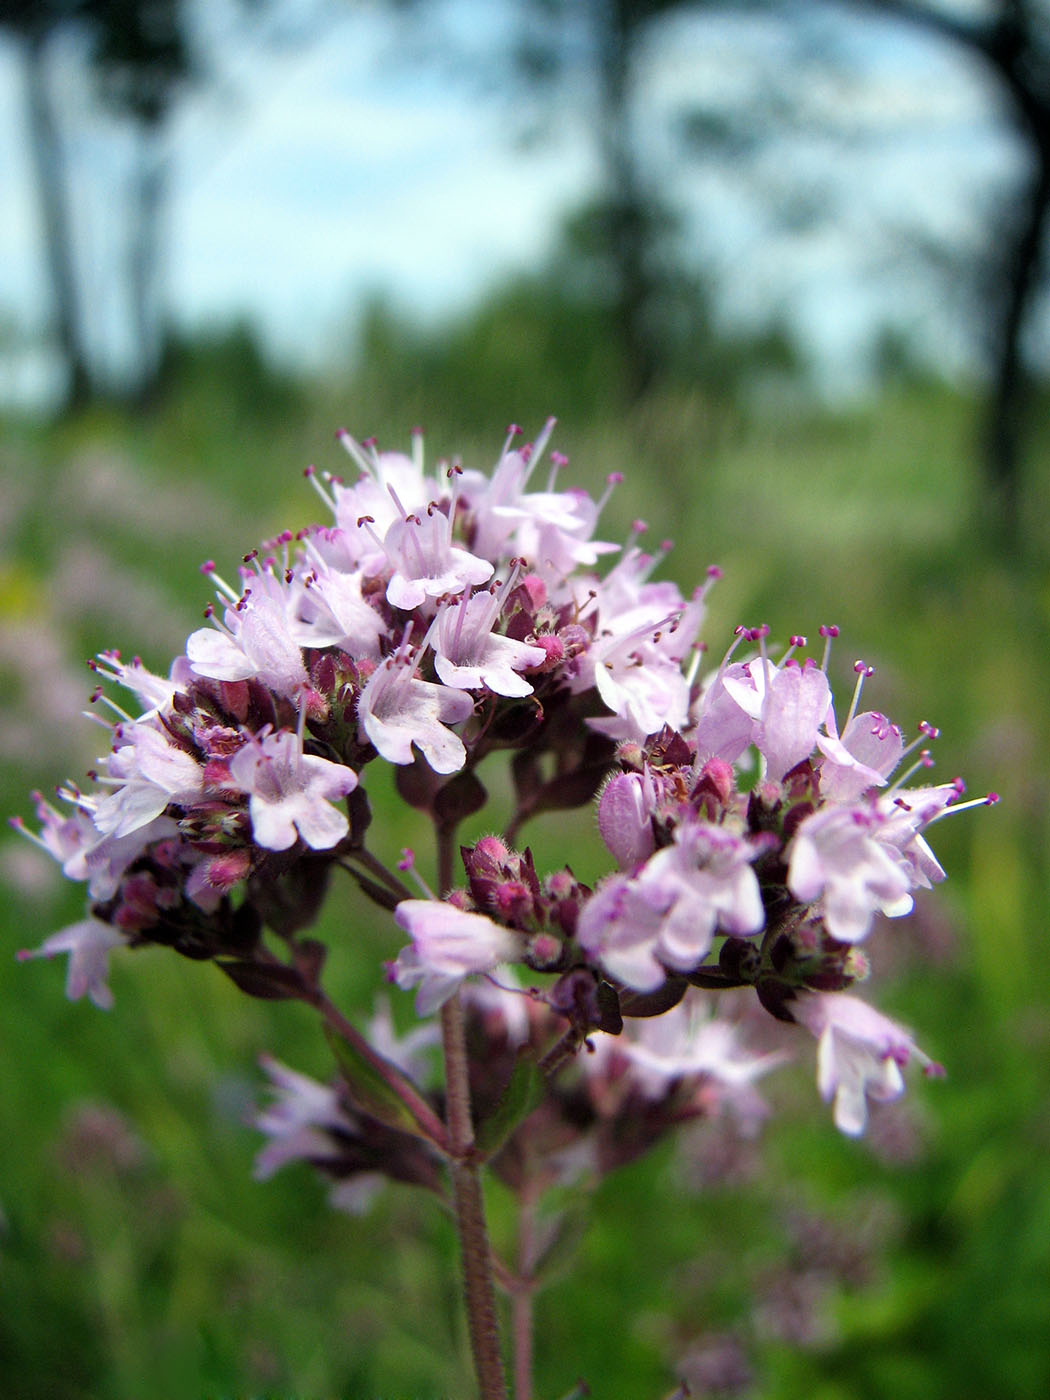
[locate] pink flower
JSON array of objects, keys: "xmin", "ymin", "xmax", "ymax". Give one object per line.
[
  {"xmin": 577, "ymin": 823, "xmax": 766, "ymax": 991},
  {"xmin": 93, "ymin": 722, "xmax": 203, "ymax": 840},
  {"xmin": 599, "ymin": 995, "xmax": 787, "ymax": 1109},
  {"xmin": 391, "ymin": 900, "xmax": 521, "ymax": 1015},
  {"xmin": 787, "ymin": 804, "xmax": 916, "ymax": 943},
  {"xmin": 18, "ymin": 918, "xmax": 124, "ymax": 1010},
  {"xmin": 383, "ymin": 503, "xmax": 492, "ymax": 611},
  {"xmin": 429, "ymin": 586, "xmax": 546, "ymax": 697},
  {"xmin": 791, "ymin": 991, "xmax": 938, "ymax": 1136},
  {"xmin": 187, "ymin": 566, "xmax": 307, "ymax": 698},
  {"xmin": 817, "ymin": 709, "xmax": 904, "ymax": 802},
  {"xmin": 718, "ymin": 656, "xmax": 831, "ymax": 781},
  {"xmin": 253, "ymin": 1054, "xmax": 353, "ymax": 1181},
  {"xmin": 228, "ymin": 728, "xmax": 358, "ymax": 851},
  {"xmin": 288, "ymin": 552, "xmax": 387, "ymax": 659},
  {"xmin": 357, "ymin": 645, "xmax": 474, "ymax": 774}
]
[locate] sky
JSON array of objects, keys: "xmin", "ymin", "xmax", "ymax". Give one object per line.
[{"xmin": 0, "ymin": 0, "xmax": 1020, "ymax": 406}]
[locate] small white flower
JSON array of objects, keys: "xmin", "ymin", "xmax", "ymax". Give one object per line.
[
  {"xmin": 594, "ymin": 994, "xmax": 787, "ymax": 1111},
  {"xmin": 430, "ymin": 587, "xmax": 546, "ymax": 697},
  {"xmin": 787, "ymin": 804, "xmax": 916, "ymax": 943},
  {"xmin": 93, "ymin": 723, "xmax": 203, "ymax": 840},
  {"xmin": 577, "ymin": 823, "xmax": 766, "ymax": 991},
  {"xmin": 253, "ymin": 1054, "xmax": 353, "ymax": 1181},
  {"xmin": 383, "ymin": 504, "xmax": 493, "ymax": 611},
  {"xmin": 288, "ymin": 554, "xmax": 387, "ymax": 659},
  {"xmin": 391, "ymin": 900, "xmax": 520, "ymax": 1015},
  {"xmin": 357, "ymin": 647, "xmax": 474, "ymax": 774},
  {"xmin": 229, "ymin": 727, "xmax": 358, "ymax": 851},
  {"xmin": 188, "ymin": 567, "xmax": 307, "ymax": 698}
]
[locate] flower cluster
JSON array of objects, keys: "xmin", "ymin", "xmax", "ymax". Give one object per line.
[
  {"xmin": 394, "ymin": 628, "xmax": 995, "ymax": 1134},
  {"xmin": 16, "ymin": 419, "xmax": 994, "ymax": 1155}
]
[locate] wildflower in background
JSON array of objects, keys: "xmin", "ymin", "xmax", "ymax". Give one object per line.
[
  {"xmin": 598, "ymin": 993, "xmax": 787, "ymax": 1111},
  {"xmin": 18, "ymin": 917, "xmax": 124, "ymax": 1010}
]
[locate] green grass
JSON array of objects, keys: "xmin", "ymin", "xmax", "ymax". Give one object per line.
[{"xmin": 2, "ymin": 367, "xmax": 1049, "ymax": 1398}]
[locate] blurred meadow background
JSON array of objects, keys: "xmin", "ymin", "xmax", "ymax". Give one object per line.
[{"xmin": 2, "ymin": 2, "xmax": 1050, "ymax": 1397}]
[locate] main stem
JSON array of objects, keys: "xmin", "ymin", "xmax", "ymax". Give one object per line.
[{"xmin": 437, "ymin": 823, "xmax": 508, "ymax": 1400}]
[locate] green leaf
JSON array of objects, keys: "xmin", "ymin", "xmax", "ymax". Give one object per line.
[
  {"xmin": 323, "ymin": 1023, "xmax": 438, "ymax": 1143},
  {"xmin": 474, "ymin": 1049, "xmax": 546, "ymax": 1158}
]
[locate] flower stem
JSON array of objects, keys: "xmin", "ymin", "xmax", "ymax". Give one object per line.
[
  {"xmin": 441, "ymin": 991, "xmax": 508, "ymax": 1400},
  {"xmin": 437, "ymin": 820, "xmax": 508, "ymax": 1400}
]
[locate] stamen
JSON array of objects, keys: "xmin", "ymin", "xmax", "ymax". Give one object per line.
[
  {"xmin": 305, "ymin": 463, "xmax": 341, "ymax": 514},
  {"xmin": 923, "ymin": 790, "xmax": 1000, "ymax": 823},
  {"xmin": 818, "ymin": 623, "xmax": 839, "ymax": 672},
  {"xmin": 782, "ymin": 634, "xmax": 807, "ymax": 666},
  {"xmin": 336, "ymin": 428, "xmax": 381, "ymax": 480},
  {"xmin": 397, "ymin": 847, "xmax": 437, "ymax": 900},
  {"xmin": 519, "ymin": 417, "xmax": 557, "ymax": 488},
  {"xmin": 845, "ymin": 660, "xmax": 875, "ymax": 730},
  {"xmin": 899, "ymin": 720, "xmax": 941, "ymax": 764},
  {"xmin": 594, "ymin": 470, "xmax": 624, "ymax": 517},
  {"xmin": 200, "ymin": 561, "xmax": 240, "ymax": 604},
  {"xmin": 547, "ymin": 450, "xmax": 569, "ymax": 490},
  {"xmin": 697, "ymin": 565, "xmax": 722, "ymax": 606}
]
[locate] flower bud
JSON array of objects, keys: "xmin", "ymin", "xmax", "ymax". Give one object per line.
[{"xmin": 597, "ymin": 772, "xmax": 655, "ymax": 870}]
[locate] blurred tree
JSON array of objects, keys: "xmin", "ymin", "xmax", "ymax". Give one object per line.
[
  {"xmin": 508, "ymin": 0, "xmax": 739, "ymax": 400},
  {"xmin": 82, "ymin": 0, "xmax": 196, "ymax": 404},
  {"xmin": 0, "ymin": 0, "xmax": 93, "ymax": 411},
  {"xmin": 390, "ymin": 0, "xmax": 787, "ymax": 402},
  {"xmin": 839, "ymin": 0, "xmax": 1050, "ymax": 546},
  {"xmin": 1, "ymin": 0, "xmax": 287, "ymax": 411}
]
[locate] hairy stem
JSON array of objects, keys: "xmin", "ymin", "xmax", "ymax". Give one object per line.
[{"xmin": 437, "ymin": 822, "xmax": 508, "ymax": 1400}]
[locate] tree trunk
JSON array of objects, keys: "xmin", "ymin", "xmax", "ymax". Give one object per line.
[
  {"xmin": 128, "ymin": 123, "xmax": 169, "ymax": 407},
  {"xmin": 596, "ymin": 0, "xmax": 659, "ymax": 400},
  {"xmin": 21, "ymin": 27, "xmax": 92, "ymax": 413},
  {"xmin": 982, "ymin": 135, "xmax": 1050, "ymax": 549}
]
